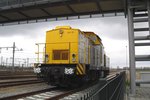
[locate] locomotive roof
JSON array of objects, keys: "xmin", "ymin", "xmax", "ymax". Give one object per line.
[
  {"xmin": 47, "ymin": 26, "xmax": 78, "ymax": 32},
  {"xmin": 83, "ymin": 31, "xmax": 102, "ymax": 45},
  {"xmin": 47, "ymin": 26, "xmax": 103, "ymax": 45}
]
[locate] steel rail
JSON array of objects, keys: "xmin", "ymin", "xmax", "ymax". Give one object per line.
[
  {"xmin": 0, "ymin": 87, "xmax": 57, "ymax": 100},
  {"xmin": 0, "ymin": 75, "xmax": 36, "ymax": 80},
  {"xmin": 0, "ymin": 71, "xmax": 34, "ymax": 76},
  {"xmin": 47, "ymin": 88, "xmax": 83, "ymax": 100},
  {"xmin": 1, "ymin": 71, "xmax": 123, "ymax": 100},
  {"xmin": 16, "ymin": 81, "xmax": 98, "ymax": 100},
  {"xmin": 0, "ymin": 80, "xmax": 43, "ymax": 88},
  {"xmin": 0, "ymin": 79, "xmax": 38, "ymax": 84}
]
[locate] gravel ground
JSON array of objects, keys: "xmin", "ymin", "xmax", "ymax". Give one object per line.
[{"xmin": 0, "ymin": 83, "xmax": 52, "ymax": 98}]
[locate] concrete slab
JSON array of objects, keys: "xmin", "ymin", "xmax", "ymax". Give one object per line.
[
  {"xmin": 140, "ymin": 72, "xmax": 150, "ymax": 87},
  {"xmin": 128, "ymin": 87, "xmax": 150, "ymax": 100}
]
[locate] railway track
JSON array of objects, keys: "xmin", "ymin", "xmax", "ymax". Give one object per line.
[
  {"xmin": 17, "ymin": 73, "xmax": 118, "ymax": 100},
  {"xmin": 0, "ymin": 75, "xmax": 36, "ymax": 80},
  {"xmin": 0, "ymin": 70, "xmax": 42, "ymax": 88},
  {"xmin": 0, "ymin": 87, "xmax": 60, "ymax": 100},
  {"xmin": 0, "ymin": 81, "xmax": 98, "ymax": 100},
  {"xmin": 0, "ymin": 70, "xmax": 34, "ymax": 76},
  {"xmin": 2, "ymin": 86, "xmax": 92, "ymax": 100},
  {"xmin": 0, "ymin": 79, "xmax": 43, "ymax": 88},
  {"xmin": 0, "ymin": 72, "xmax": 120, "ymax": 100}
]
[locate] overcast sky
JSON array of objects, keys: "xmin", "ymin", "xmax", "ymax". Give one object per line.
[{"xmin": 0, "ymin": 16, "xmax": 149, "ymax": 68}]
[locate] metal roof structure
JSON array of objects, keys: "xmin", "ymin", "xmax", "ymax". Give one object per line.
[
  {"xmin": 0, "ymin": 0, "xmax": 149, "ymax": 96},
  {"xmin": 0, "ymin": 0, "xmax": 127, "ymax": 25}
]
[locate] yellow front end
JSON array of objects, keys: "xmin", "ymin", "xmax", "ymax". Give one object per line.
[{"xmin": 45, "ymin": 26, "xmax": 79, "ymax": 64}]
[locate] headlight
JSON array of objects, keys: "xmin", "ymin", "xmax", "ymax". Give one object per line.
[
  {"xmin": 72, "ymin": 54, "xmax": 76, "ymax": 62},
  {"xmin": 64, "ymin": 68, "xmax": 74, "ymax": 75},
  {"xmin": 34, "ymin": 67, "xmax": 41, "ymax": 73},
  {"xmin": 45, "ymin": 54, "xmax": 49, "ymax": 62}
]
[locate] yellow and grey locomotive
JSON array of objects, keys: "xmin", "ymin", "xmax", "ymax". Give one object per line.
[{"xmin": 34, "ymin": 26, "xmax": 109, "ymax": 87}]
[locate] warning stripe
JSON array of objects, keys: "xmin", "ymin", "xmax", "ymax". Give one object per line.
[
  {"xmin": 76, "ymin": 66, "xmax": 82, "ymax": 75},
  {"xmin": 78, "ymin": 64, "xmax": 84, "ymax": 72},
  {"xmin": 76, "ymin": 64, "xmax": 86, "ymax": 75}
]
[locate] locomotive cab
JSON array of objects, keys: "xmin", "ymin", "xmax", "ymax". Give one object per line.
[{"xmin": 45, "ymin": 26, "xmax": 79, "ymax": 64}]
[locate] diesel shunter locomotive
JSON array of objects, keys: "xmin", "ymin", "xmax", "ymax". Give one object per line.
[{"xmin": 34, "ymin": 26, "xmax": 109, "ymax": 87}]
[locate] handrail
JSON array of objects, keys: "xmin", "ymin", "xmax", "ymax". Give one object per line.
[{"xmin": 35, "ymin": 42, "xmax": 75, "ymax": 63}]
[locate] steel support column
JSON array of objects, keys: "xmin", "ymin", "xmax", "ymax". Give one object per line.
[
  {"xmin": 12, "ymin": 42, "xmax": 15, "ymax": 72},
  {"xmin": 127, "ymin": 1, "xmax": 136, "ymax": 95},
  {"xmin": 148, "ymin": 0, "xmax": 150, "ymax": 35}
]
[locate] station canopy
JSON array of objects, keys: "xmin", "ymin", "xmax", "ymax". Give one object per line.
[{"xmin": 0, "ymin": 0, "xmax": 128, "ymax": 25}]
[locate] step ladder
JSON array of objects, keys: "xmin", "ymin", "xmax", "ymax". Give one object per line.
[
  {"xmin": 127, "ymin": 0, "xmax": 150, "ymax": 94},
  {"xmin": 133, "ymin": 2, "xmax": 150, "ymax": 61}
]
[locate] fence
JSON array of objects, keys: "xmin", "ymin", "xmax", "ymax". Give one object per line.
[
  {"xmin": 61, "ymin": 71, "xmax": 126, "ymax": 100},
  {"xmin": 88, "ymin": 71, "xmax": 126, "ymax": 100},
  {"xmin": 0, "ymin": 57, "xmax": 37, "ymax": 68}
]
